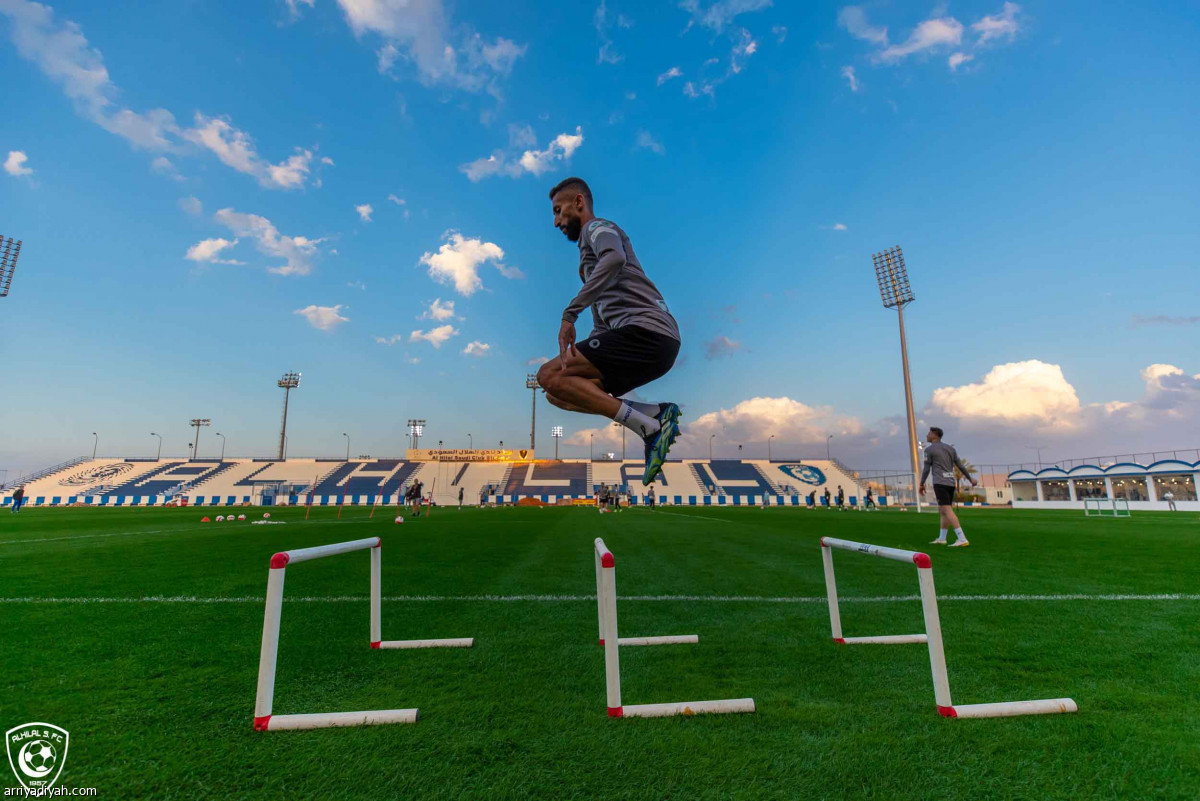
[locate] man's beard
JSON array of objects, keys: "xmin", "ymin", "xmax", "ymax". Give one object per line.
[{"xmin": 563, "ymin": 217, "xmax": 582, "ymax": 242}]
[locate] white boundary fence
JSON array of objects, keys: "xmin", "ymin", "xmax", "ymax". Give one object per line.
[
  {"xmin": 253, "ymin": 536, "xmax": 474, "ymax": 731},
  {"xmin": 594, "ymin": 537, "xmax": 755, "ymax": 718},
  {"xmin": 820, "ymin": 536, "xmax": 1078, "ymax": 719},
  {"xmin": 1084, "ymin": 499, "xmax": 1132, "ymax": 518}
]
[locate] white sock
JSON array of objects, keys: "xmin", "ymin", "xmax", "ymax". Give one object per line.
[
  {"xmin": 614, "ymin": 401, "xmax": 662, "ymax": 439},
  {"xmin": 937, "ymin": 529, "xmax": 947, "ymax": 542},
  {"xmin": 624, "ymin": 400, "xmax": 663, "ymax": 418},
  {"xmin": 954, "ymin": 527, "xmax": 967, "ymax": 542}
]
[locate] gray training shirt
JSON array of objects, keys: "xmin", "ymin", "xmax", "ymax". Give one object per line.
[
  {"xmin": 921, "ymin": 441, "xmax": 973, "ymax": 487},
  {"xmin": 562, "ymin": 218, "xmax": 680, "ymax": 341}
]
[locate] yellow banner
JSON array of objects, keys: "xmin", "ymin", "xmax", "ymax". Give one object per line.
[{"xmin": 406, "ymin": 448, "xmax": 535, "ymax": 462}]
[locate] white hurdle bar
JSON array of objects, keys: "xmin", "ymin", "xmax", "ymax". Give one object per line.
[
  {"xmin": 595, "ymin": 538, "xmax": 754, "ymax": 718},
  {"xmin": 254, "ymin": 536, "xmax": 473, "ymax": 732},
  {"xmin": 820, "ymin": 536, "xmax": 1077, "ymax": 720}
]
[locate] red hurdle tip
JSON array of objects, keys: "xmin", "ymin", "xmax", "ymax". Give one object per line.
[
  {"xmin": 913, "ymin": 552, "xmax": 932, "ymax": 569},
  {"xmin": 936, "ymin": 705, "xmax": 957, "ymax": 718},
  {"xmin": 370, "ymin": 641, "xmax": 381, "ymax": 649},
  {"xmin": 601, "ymin": 552, "xmax": 615, "ymax": 568},
  {"xmin": 820, "ymin": 537, "xmax": 828, "ymax": 547},
  {"xmin": 253, "ymin": 715, "xmax": 272, "ymax": 731},
  {"xmin": 373, "ymin": 538, "xmax": 382, "ymax": 548},
  {"xmin": 607, "ymin": 706, "xmax": 623, "ymax": 718},
  {"xmin": 598, "ymin": 639, "xmax": 605, "ymax": 646},
  {"xmin": 269, "ymin": 552, "xmax": 290, "ymax": 569},
  {"xmin": 833, "ymin": 637, "xmax": 845, "ymax": 644}
]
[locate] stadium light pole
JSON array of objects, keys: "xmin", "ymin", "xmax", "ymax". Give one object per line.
[
  {"xmin": 826, "ymin": 435, "xmax": 833, "ymax": 461},
  {"xmin": 552, "ymin": 426, "xmax": 563, "ymax": 460},
  {"xmin": 589, "ymin": 434, "xmax": 595, "ymax": 461},
  {"xmin": 611, "ymin": 421, "xmax": 626, "ymax": 461},
  {"xmin": 0, "ymin": 236, "xmax": 22, "ymax": 298},
  {"xmin": 709, "ymin": 434, "xmax": 715, "ymax": 460},
  {"xmin": 91, "ymin": 432, "xmax": 98, "ymax": 460},
  {"xmin": 468, "ymin": 433, "xmax": 473, "ymax": 449},
  {"xmin": 189, "ymin": 419, "xmax": 211, "ymax": 459},
  {"xmin": 873, "ymin": 245, "xmax": 922, "ymax": 513},
  {"xmin": 526, "ymin": 374, "xmax": 539, "ymax": 452},
  {"xmin": 1026, "ymin": 445, "xmax": 1047, "ymax": 468},
  {"xmin": 276, "ymin": 371, "xmax": 301, "ymax": 461},
  {"xmin": 343, "ymin": 433, "xmax": 350, "ymax": 461},
  {"xmin": 215, "ymin": 432, "xmax": 226, "ymax": 460},
  {"xmin": 151, "ymin": 432, "xmax": 162, "ymax": 461},
  {"xmin": 768, "ymin": 434, "xmax": 775, "ymax": 462},
  {"xmin": 407, "ymin": 419, "xmax": 426, "ymax": 451}
]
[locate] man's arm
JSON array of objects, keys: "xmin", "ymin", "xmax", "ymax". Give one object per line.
[
  {"xmin": 562, "ymin": 224, "xmax": 627, "ymax": 325},
  {"xmin": 952, "ymin": 448, "xmax": 977, "ymax": 486},
  {"xmin": 919, "ymin": 450, "xmax": 932, "ymax": 491}
]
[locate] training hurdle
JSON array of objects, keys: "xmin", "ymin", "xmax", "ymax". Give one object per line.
[
  {"xmin": 253, "ymin": 536, "xmax": 474, "ymax": 731},
  {"xmin": 1084, "ymin": 498, "xmax": 1132, "ymax": 518},
  {"xmin": 594, "ymin": 538, "xmax": 755, "ymax": 718},
  {"xmin": 820, "ymin": 536, "xmax": 1077, "ymax": 719}
]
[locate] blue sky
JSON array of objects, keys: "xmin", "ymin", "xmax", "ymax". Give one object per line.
[{"xmin": 2, "ymin": 0, "xmax": 1199, "ymax": 474}]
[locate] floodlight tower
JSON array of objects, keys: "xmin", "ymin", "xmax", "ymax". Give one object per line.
[
  {"xmin": 189, "ymin": 418, "xmax": 211, "ymax": 460},
  {"xmin": 276, "ymin": 371, "xmax": 301, "ymax": 460},
  {"xmin": 407, "ymin": 419, "xmax": 426, "ymax": 450},
  {"xmin": 526, "ymin": 374, "xmax": 539, "ymax": 452},
  {"xmin": 0, "ymin": 236, "xmax": 22, "ymax": 297},
  {"xmin": 873, "ymin": 245, "xmax": 922, "ymax": 512},
  {"xmin": 551, "ymin": 426, "xmax": 563, "ymax": 460}
]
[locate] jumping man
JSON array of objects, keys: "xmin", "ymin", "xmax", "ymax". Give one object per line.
[
  {"xmin": 537, "ymin": 178, "xmax": 682, "ymax": 485},
  {"xmin": 919, "ymin": 427, "xmax": 977, "ymax": 546}
]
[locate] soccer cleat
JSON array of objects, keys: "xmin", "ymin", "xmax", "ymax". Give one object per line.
[
  {"xmin": 949, "ymin": 540, "xmax": 970, "ymax": 547},
  {"xmin": 930, "ymin": 539, "xmax": 948, "ymax": 545},
  {"xmin": 642, "ymin": 403, "xmax": 681, "ymax": 485}
]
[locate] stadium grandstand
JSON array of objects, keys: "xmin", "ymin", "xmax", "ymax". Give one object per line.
[{"xmin": 1, "ymin": 455, "xmax": 868, "ymax": 509}]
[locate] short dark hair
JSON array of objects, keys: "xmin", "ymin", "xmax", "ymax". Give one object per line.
[
  {"xmin": 929, "ymin": 427, "xmax": 944, "ymax": 439},
  {"xmin": 548, "ymin": 176, "xmax": 592, "ymax": 206}
]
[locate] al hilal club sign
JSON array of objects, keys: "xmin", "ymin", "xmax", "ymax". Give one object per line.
[{"xmin": 7, "ymin": 722, "xmax": 69, "ymax": 792}]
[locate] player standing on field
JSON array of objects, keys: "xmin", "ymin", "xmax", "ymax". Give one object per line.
[
  {"xmin": 919, "ymin": 427, "xmax": 977, "ymax": 546},
  {"xmin": 537, "ymin": 178, "xmax": 683, "ymax": 485}
]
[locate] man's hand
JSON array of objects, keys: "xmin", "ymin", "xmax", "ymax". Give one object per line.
[
  {"xmin": 969, "ymin": 479, "xmax": 978, "ymax": 488},
  {"xmin": 918, "ymin": 484, "xmax": 925, "ymax": 495},
  {"xmin": 558, "ymin": 320, "xmax": 576, "ymax": 363}
]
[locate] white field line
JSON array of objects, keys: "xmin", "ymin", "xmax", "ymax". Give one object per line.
[
  {"xmin": 0, "ymin": 516, "xmax": 366, "ymax": 546},
  {"xmin": 2, "ymin": 593, "xmax": 1199, "ymax": 605},
  {"xmin": 648, "ymin": 510, "xmax": 734, "ymax": 523}
]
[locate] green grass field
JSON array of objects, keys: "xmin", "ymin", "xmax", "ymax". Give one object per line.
[{"xmin": 3, "ymin": 504, "xmax": 1199, "ymax": 800}]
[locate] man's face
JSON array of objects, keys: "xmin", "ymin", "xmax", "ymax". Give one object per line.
[
  {"xmin": 926, "ymin": 429, "xmax": 937, "ymax": 443},
  {"xmin": 552, "ymin": 190, "xmax": 584, "ymax": 242}
]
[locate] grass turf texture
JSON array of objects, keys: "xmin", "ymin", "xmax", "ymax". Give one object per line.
[{"xmin": 2, "ymin": 505, "xmax": 1199, "ymax": 800}]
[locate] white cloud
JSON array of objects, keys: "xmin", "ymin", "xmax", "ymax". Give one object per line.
[
  {"xmin": 356, "ymin": 203, "xmax": 374, "ymax": 222},
  {"xmin": 657, "ymin": 66, "xmax": 683, "ymax": 86},
  {"xmin": 462, "ymin": 340, "xmax": 490, "ymax": 357},
  {"xmin": 294, "ymin": 304, "xmax": 349, "ymax": 332},
  {"xmin": 879, "ymin": 16, "xmax": 963, "ymax": 62},
  {"xmin": 409, "ymin": 324, "xmax": 459, "ymax": 348},
  {"xmin": 178, "ymin": 196, "xmax": 203, "ymax": 216},
  {"xmin": 387, "ymin": 193, "xmax": 405, "ymax": 205},
  {"xmin": 421, "ymin": 298, "xmax": 458, "ymax": 321},
  {"xmin": 183, "ymin": 114, "xmax": 314, "ymax": 190},
  {"xmin": 419, "ymin": 231, "xmax": 518, "ymax": 295},
  {"xmin": 948, "ymin": 52, "xmax": 974, "ymax": 71},
  {"xmin": 3, "ymin": 150, "xmax": 33, "ymax": 176},
  {"xmin": 565, "ymin": 425, "xmax": 624, "ymax": 448},
  {"xmin": 594, "ymin": 0, "xmax": 623, "ymax": 64},
  {"xmin": 335, "ymin": 0, "xmax": 525, "ymax": 92},
  {"xmin": 838, "ymin": 6, "xmax": 888, "ymax": 46},
  {"xmin": 974, "ymin": 2, "xmax": 1021, "ymax": 45},
  {"xmin": 730, "ymin": 28, "xmax": 757, "ymax": 74},
  {"xmin": 286, "ymin": 0, "xmax": 315, "ymax": 19},
  {"xmin": 635, "ymin": 130, "xmax": 665, "ymax": 154},
  {"xmin": 151, "ymin": 155, "xmax": 184, "ymax": 180},
  {"xmin": 841, "ymin": 65, "xmax": 859, "ymax": 92},
  {"xmin": 683, "ymin": 81, "xmax": 715, "ymax": 99},
  {"xmin": 348, "ymin": 280, "xmax": 367, "ymax": 290},
  {"xmin": 375, "ymin": 334, "xmax": 404, "ymax": 345},
  {"xmin": 680, "ymin": 0, "xmax": 772, "ymax": 34},
  {"xmin": 321, "ymin": 156, "xmax": 334, "ymax": 166},
  {"xmin": 772, "ymin": 25, "xmax": 787, "ymax": 42},
  {"xmin": 212, "ymin": 208, "xmax": 323, "ymax": 276},
  {"xmin": 184, "ymin": 237, "xmax": 243, "ymax": 265},
  {"xmin": 527, "ymin": 355, "xmax": 550, "ymax": 366},
  {"xmin": 832, "ymin": 222, "xmax": 848, "ymax": 231},
  {"xmin": 687, "ymin": 396, "xmax": 865, "ymax": 447},
  {"xmin": 461, "ymin": 127, "xmax": 584, "ymax": 181},
  {"xmin": 930, "ymin": 360, "xmax": 1082, "ymax": 429},
  {"xmin": 705, "ymin": 335, "xmax": 743, "ymax": 359}
]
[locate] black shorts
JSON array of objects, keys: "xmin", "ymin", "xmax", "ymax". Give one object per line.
[
  {"xmin": 575, "ymin": 326, "xmax": 680, "ymax": 398},
  {"xmin": 934, "ymin": 484, "xmax": 956, "ymax": 506}
]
